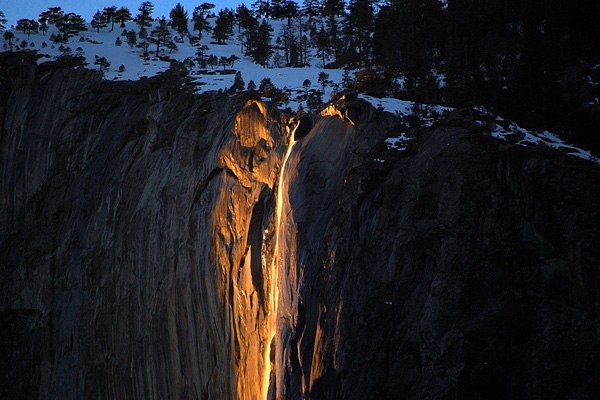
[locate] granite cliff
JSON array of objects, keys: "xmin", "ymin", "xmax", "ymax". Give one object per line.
[{"xmin": 1, "ymin": 60, "xmax": 599, "ymax": 399}]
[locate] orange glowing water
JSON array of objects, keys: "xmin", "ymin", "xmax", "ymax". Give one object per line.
[{"xmin": 262, "ymin": 123, "xmax": 297, "ymax": 399}]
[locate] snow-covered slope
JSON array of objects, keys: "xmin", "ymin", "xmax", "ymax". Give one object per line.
[
  {"xmin": 3, "ymin": 18, "xmax": 347, "ymax": 105},
  {"xmin": 2, "ymin": 17, "xmax": 598, "ymax": 165}
]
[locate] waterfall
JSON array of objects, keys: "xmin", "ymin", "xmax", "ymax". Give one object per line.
[{"xmin": 262, "ymin": 122, "xmax": 298, "ymax": 399}]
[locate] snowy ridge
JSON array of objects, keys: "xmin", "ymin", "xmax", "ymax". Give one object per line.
[
  {"xmin": 361, "ymin": 94, "xmax": 453, "ymax": 119},
  {"xmin": 475, "ymin": 108, "xmax": 600, "ymax": 164},
  {"xmin": 3, "ymin": 17, "xmax": 597, "ymax": 166},
  {"xmin": 379, "ymin": 105, "xmax": 598, "ymax": 166},
  {"xmin": 2, "ymin": 18, "xmax": 347, "ymax": 110}
]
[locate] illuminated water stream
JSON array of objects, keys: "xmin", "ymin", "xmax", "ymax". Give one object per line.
[{"xmin": 262, "ymin": 123, "xmax": 297, "ymax": 399}]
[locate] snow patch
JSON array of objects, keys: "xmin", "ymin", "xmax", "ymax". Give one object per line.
[
  {"xmin": 385, "ymin": 133, "xmax": 413, "ymax": 152},
  {"xmin": 361, "ymin": 94, "xmax": 452, "ymax": 126},
  {"xmin": 481, "ymin": 109, "xmax": 600, "ymax": 164}
]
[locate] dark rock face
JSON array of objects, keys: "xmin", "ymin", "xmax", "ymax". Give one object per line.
[
  {"xmin": 0, "ymin": 309, "xmax": 44, "ymax": 400},
  {"xmin": 1, "ymin": 61, "xmax": 599, "ymax": 400},
  {"xmin": 279, "ymin": 118, "xmax": 600, "ymax": 399}
]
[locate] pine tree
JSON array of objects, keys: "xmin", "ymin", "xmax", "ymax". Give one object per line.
[
  {"xmin": 231, "ymin": 71, "xmax": 245, "ymax": 92},
  {"xmin": 259, "ymin": 77, "xmax": 274, "ymax": 95},
  {"xmin": 212, "ymin": 9, "xmax": 234, "ymax": 44},
  {"xmin": 247, "ymin": 80, "xmax": 257, "ymax": 93},
  {"xmin": 299, "ymin": 32, "xmax": 310, "ymax": 66},
  {"xmin": 170, "ymin": 3, "xmax": 188, "ymax": 41},
  {"xmin": 41, "ymin": 7, "xmax": 64, "ymax": 26},
  {"xmin": 228, "ymin": 54, "xmax": 240, "ymax": 68},
  {"xmin": 192, "ymin": 7, "xmax": 211, "ymax": 42},
  {"xmin": 296, "ymin": 9, "xmax": 310, "ymax": 66},
  {"xmin": 218, "ymin": 56, "xmax": 229, "ymax": 70},
  {"xmin": 196, "ymin": 2, "xmax": 216, "ymax": 19},
  {"xmin": 3, "ymin": 31, "xmax": 14, "ymax": 43},
  {"xmin": 373, "ymin": 5, "xmax": 399, "ymax": 67},
  {"xmin": 247, "ymin": 19, "xmax": 273, "ymax": 67},
  {"xmin": 59, "ymin": 45, "xmax": 73, "ymax": 56},
  {"xmin": 137, "ymin": 38, "xmax": 150, "ymax": 59},
  {"xmin": 16, "ymin": 19, "xmax": 39, "ymax": 39},
  {"xmin": 251, "ymin": 1, "xmax": 272, "ymax": 19},
  {"xmin": 322, "ymin": 0, "xmax": 346, "ymax": 57},
  {"xmin": 236, "ymin": 5, "xmax": 258, "ymax": 53},
  {"xmin": 318, "ymin": 71, "xmax": 330, "ymax": 93},
  {"xmin": 38, "ymin": 14, "xmax": 49, "ymax": 36},
  {"xmin": 315, "ymin": 25, "xmax": 330, "ymax": 67},
  {"xmin": 182, "ymin": 57, "xmax": 195, "ymax": 70},
  {"xmin": 94, "ymin": 55, "xmax": 110, "ymax": 72},
  {"xmin": 302, "ymin": 78, "xmax": 311, "ymax": 97},
  {"xmin": 282, "ymin": 1, "xmax": 299, "ymax": 26},
  {"xmin": 102, "ymin": 6, "xmax": 118, "ymax": 31},
  {"xmin": 206, "ymin": 54, "xmax": 218, "ymax": 69},
  {"xmin": 281, "ymin": 23, "xmax": 298, "ymax": 66},
  {"xmin": 235, "ymin": 4, "xmax": 254, "ymax": 33},
  {"xmin": 302, "ymin": 0, "xmax": 320, "ymax": 28},
  {"xmin": 91, "ymin": 10, "xmax": 108, "ymax": 32},
  {"xmin": 341, "ymin": 69, "xmax": 353, "ymax": 90},
  {"xmin": 50, "ymin": 32, "xmax": 68, "ymax": 45},
  {"xmin": 347, "ymin": 0, "xmax": 374, "ymax": 59},
  {"xmin": 166, "ymin": 40, "xmax": 178, "ymax": 53},
  {"xmin": 126, "ymin": 30, "xmax": 137, "ymax": 48},
  {"xmin": 270, "ymin": 0, "xmax": 285, "ymax": 18},
  {"xmin": 57, "ymin": 13, "xmax": 87, "ymax": 38},
  {"xmin": 0, "ymin": 10, "xmax": 7, "ymax": 32},
  {"xmin": 195, "ymin": 44, "xmax": 209, "ymax": 67},
  {"xmin": 135, "ymin": 1, "xmax": 154, "ymax": 37},
  {"xmin": 149, "ymin": 17, "xmax": 171, "ymax": 55},
  {"xmin": 115, "ymin": 7, "xmax": 132, "ymax": 28}
]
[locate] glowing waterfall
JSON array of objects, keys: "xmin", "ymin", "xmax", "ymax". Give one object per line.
[{"xmin": 262, "ymin": 123, "xmax": 297, "ymax": 399}]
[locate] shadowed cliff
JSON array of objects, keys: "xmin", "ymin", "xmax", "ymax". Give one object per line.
[
  {"xmin": 1, "ymin": 60, "xmax": 600, "ymax": 400},
  {"xmin": 277, "ymin": 105, "xmax": 600, "ymax": 399}
]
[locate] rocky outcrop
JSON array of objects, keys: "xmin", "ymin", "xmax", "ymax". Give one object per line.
[{"xmin": 1, "ymin": 60, "xmax": 599, "ymax": 400}]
